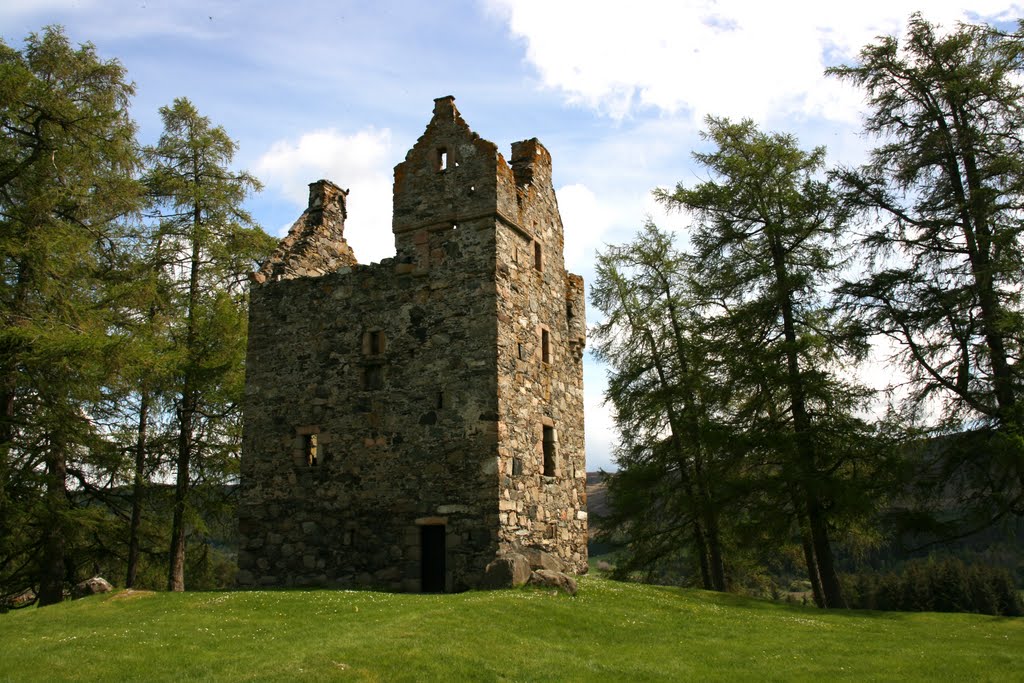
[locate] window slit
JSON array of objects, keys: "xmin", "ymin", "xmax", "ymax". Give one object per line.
[
  {"xmin": 304, "ymin": 433, "xmax": 318, "ymax": 466},
  {"xmin": 542, "ymin": 425, "xmax": 555, "ymax": 476}
]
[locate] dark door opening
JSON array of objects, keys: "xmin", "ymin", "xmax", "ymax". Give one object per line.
[{"xmin": 420, "ymin": 524, "xmax": 446, "ymax": 593}]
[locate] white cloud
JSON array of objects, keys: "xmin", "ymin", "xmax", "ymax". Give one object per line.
[
  {"xmin": 487, "ymin": 0, "xmax": 1024, "ymax": 123},
  {"xmin": 255, "ymin": 127, "xmax": 397, "ymax": 264},
  {"xmin": 557, "ymin": 182, "xmax": 623, "ymax": 273},
  {"xmin": 585, "ymin": 373, "xmax": 619, "ymax": 472}
]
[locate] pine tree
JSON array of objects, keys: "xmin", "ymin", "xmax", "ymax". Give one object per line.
[
  {"xmin": 829, "ymin": 14, "xmax": 1024, "ymax": 526},
  {"xmin": 144, "ymin": 98, "xmax": 275, "ymax": 592},
  {"xmin": 592, "ymin": 222, "xmax": 729, "ymax": 591},
  {"xmin": 656, "ymin": 118, "xmax": 870, "ymax": 608},
  {"xmin": 0, "ymin": 27, "xmax": 143, "ymax": 605}
]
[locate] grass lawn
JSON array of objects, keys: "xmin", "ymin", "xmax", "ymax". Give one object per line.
[{"xmin": 0, "ymin": 576, "xmax": 1020, "ymax": 681}]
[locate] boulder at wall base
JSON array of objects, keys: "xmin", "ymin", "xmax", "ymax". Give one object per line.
[
  {"xmin": 527, "ymin": 569, "xmax": 577, "ymax": 596},
  {"xmin": 520, "ymin": 547, "xmax": 564, "ymax": 572},
  {"xmin": 481, "ymin": 553, "xmax": 531, "ymax": 589},
  {"xmin": 72, "ymin": 576, "xmax": 113, "ymax": 599}
]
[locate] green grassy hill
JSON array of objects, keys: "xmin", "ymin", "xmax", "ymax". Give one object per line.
[{"xmin": 0, "ymin": 576, "xmax": 1020, "ymax": 681}]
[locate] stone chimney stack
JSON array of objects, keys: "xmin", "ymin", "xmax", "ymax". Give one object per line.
[
  {"xmin": 307, "ymin": 179, "xmax": 348, "ymax": 224},
  {"xmin": 252, "ymin": 179, "xmax": 357, "ymax": 283}
]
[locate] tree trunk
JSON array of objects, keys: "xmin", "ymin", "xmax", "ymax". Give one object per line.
[
  {"xmin": 167, "ymin": 387, "xmax": 195, "ymax": 592},
  {"xmin": 0, "ymin": 380, "xmax": 13, "ymax": 455},
  {"xmin": 612, "ymin": 272, "xmax": 720, "ymax": 590},
  {"xmin": 694, "ymin": 459, "xmax": 726, "ymax": 591},
  {"xmin": 798, "ymin": 515, "xmax": 825, "ymax": 608},
  {"xmin": 126, "ymin": 392, "xmax": 149, "ymax": 588},
  {"xmin": 1, "ymin": 262, "xmax": 28, "ymax": 467},
  {"xmin": 703, "ymin": 504, "xmax": 727, "ymax": 591},
  {"xmin": 806, "ymin": 494, "xmax": 845, "ymax": 608},
  {"xmin": 38, "ymin": 441, "xmax": 68, "ymax": 606},
  {"xmin": 692, "ymin": 516, "xmax": 713, "ymax": 591},
  {"xmin": 768, "ymin": 233, "xmax": 845, "ymax": 608},
  {"xmin": 167, "ymin": 195, "xmax": 202, "ymax": 593},
  {"xmin": 661, "ymin": 277, "xmax": 727, "ymax": 591},
  {"xmin": 944, "ymin": 99, "xmax": 1017, "ymax": 421}
]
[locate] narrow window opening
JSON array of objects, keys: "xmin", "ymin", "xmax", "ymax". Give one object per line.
[
  {"xmin": 541, "ymin": 329, "xmax": 551, "ymax": 364},
  {"xmin": 542, "ymin": 425, "xmax": 556, "ymax": 476},
  {"xmin": 436, "ymin": 391, "xmax": 444, "ymax": 409},
  {"xmin": 451, "ymin": 223, "xmax": 458, "ymax": 231},
  {"xmin": 468, "ymin": 185, "xmax": 476, "ymax": 195},
  {"xmin": 544, "ymin": 522, "xmax": 557, "ymax": 539},
  {"xmin": 364, "ymin": 364, "xmax": 383, "ymax": 390},
  {"xmin": 517, "ymin": 342, "xmax": 526, "ymax": 361},
  {"xmin": 567, "ymin": 302, "xmax": 574, "ymax": 321},
  {"xmin": 437, "ymin": 147, "xmax": 448, "ymax": 172},
  {"xmin": 368, "ymin": 330, "xmax": 383, "ymax": 355},
  {"xmin": 304, "ymin": 433, "xmax": 318, "ymax": 467},
  {"xmin": 512, "ymin": 457, "xmax": 523, "ymax": 476},
  {"xmin": 533, "ymin": 241, "xmax": 543, "ymax": 271}
]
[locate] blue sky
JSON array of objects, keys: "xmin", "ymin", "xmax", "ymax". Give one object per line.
[{"xmin": 3, "ymin": 0, "xmax": 1021, "ymax": 471}]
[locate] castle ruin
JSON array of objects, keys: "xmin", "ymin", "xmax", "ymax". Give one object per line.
[{"xmin": 237, "ymin": 97, "xmax": 587, "ymax": 592}]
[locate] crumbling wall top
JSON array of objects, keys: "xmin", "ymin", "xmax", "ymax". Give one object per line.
[
  {"xmin": 253, "ymin": 179, "xmax": 357, "ymax": 283},
  {"xmin": 510, "ymin": 138, "xmax": 552, "ymax": 190}
]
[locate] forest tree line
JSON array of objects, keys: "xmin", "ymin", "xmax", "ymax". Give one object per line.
[
  {"xmin": 0, "ymin": 26, "xmax": 277, "ymax": 607},
  {"xmin": 593, "ymin": 14, "xmax": 1024, "ymax": 612}
]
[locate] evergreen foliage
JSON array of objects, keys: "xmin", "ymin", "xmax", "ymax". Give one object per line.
[
  {"xmin": 143, "ymin": 98, "xmax": 275, "ymax": 592},
  {"xmin": 592, "ymin": 223, "xmax": 730, "ymax": 591},
  {"xmin": 829, "ymin": 14, "xmax": 1024, "ymax": 529},
  {"xmin": 842, "ymin": 557, "xmax": 1022, "ymax": 616},
  {"xmin": 597, "ymin": 13, "xmax": 1024, "ymax": 612},
  {"xmin": 0, "ymin": 26, "xmax": 144, "ymax": 606},
  {"xmin": 650, "ymin": 118, "xmax": 879, "ymax": 608},
  {"xmin": 0, "ymin": 28, "xmax": 273, "ymax": 605}
]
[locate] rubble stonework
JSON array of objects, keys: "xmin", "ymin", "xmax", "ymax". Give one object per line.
[
  {"xmin": 237, "ymin": 96, "xmax": 586, "ymax": 592},
  {"xmin": 252, "ymin": 179, "xmax": 356, "ymax": 284}
]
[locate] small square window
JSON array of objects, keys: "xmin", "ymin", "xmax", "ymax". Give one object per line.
[
  {"xmin": 304, "ymin": 433, "xmax": 318, "ymax": 466},
  {"xmin": 364, "ymin": 364, "xmax": 383, "ymax": 390},
  {"xmin": 369, "ymin": 331, "xmax": 383, "ymax": 355}
]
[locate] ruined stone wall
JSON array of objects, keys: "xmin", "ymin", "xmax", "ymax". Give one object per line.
[
  {"xmin": 493, "ymin": 140, "xmax": 588, "ymax": 572},
  {"xmin": 253, "ymin": 180, "xmax": 356, "ymax": 284},
  {"xmin": 239, "ymin": 223, "xmax": 502, "ymax": 590},
  {"xmin": 239, "ymin": 96, "xmax": 586, "ymax": 591}
]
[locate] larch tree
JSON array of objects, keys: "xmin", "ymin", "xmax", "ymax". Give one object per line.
[
  {"xmin": 656, "ymin": 118, "xmax": 871, "ymax": 608},
  {"xmin": 829, "ymin": 14, "xmax": 1024, "ymax": 526},
  {"xmin": 592, "ymin": 222, "xmax": 729, "ymax": 591},
  {"xmin": 0, "ymin": 27, "xmax": 143, "ymax": 605},
  {"xmin": 144, "ymin": 98, "xmax": 275, "ymax": 592}
]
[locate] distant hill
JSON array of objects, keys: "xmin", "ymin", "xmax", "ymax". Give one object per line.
[{"xmin": 586, "ymin": 472, "xmax": 610, "ymax": 523}]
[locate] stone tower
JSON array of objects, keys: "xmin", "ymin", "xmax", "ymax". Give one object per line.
[{"xmin": 237, "ymin": 97, "xmax": 587, "ymax": 592}]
